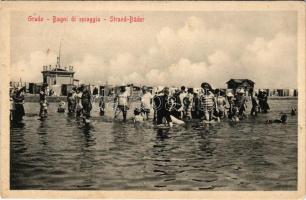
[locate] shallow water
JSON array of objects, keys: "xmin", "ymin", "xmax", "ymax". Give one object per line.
[{"xmin": 10, "ymin": 99, "xmax": 297, "ymax": 190}]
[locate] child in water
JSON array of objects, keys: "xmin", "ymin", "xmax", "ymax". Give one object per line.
[
  {"xmin": 57, "ymin": 100, "xmax": 66, "ymax": 113},
  {"xmin": 266, "ymin": 114, "xmax": 287, "ymax": 124},
  {"xmin": 133, "ymin": 108, "xmax": 144, "ymax": 123}
]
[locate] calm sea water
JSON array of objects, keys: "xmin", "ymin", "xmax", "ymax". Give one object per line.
[{"xmin": 10, "ymin": 99, "xmax": 297, "ymax": 190}]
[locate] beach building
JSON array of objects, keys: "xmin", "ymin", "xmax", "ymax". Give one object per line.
[
  {"xmin": 40, "ymin": 45, "xmax": 77, "ymax": 96},
  {"xmin": 289, "ymin": 89, "xmax": 295, "ymax": 97},
  {"xmin": 226, "ymin": 79, "xmax": 255, "ymax": 95},
  {"xmin": 42, "ymin": 65, "xmax": 75, "ymax": 86},
  {"xmin": 127, "ymin": 84, "xmax": 142, "ymax": 97}
]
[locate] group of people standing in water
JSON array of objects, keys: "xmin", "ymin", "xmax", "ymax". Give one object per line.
[
  {"xmin": 139, "ymin": 82, "xmax": 270, "ymax": 127},
  {"xmin": 10, "ymin": 81, "xmax": 294, "ymax": 126}
]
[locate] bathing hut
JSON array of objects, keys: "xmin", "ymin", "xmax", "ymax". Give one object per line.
[{"xmin": 226, "ymin": 79, "xmax": 255, "ymax": 95}]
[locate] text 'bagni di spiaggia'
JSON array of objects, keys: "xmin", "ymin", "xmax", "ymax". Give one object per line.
[{"xmin": 27, "ymin": 15, "xmax": 145, "ymax": 24}]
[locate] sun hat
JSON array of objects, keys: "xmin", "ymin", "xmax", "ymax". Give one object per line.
[
  {"xmin": 238, "ymin": 88, "xmax": 245, "ymax": 94},
  {"xmin": 157, "ymin": 86, "xmax": 164, "ymax": 93},
  {"xmin": 201, "ymin": 82, "xmax": 212, "ymax": 90},
  {"xmin": 227, "ymin": 92, "xmax": 234, "ymax": 97}
]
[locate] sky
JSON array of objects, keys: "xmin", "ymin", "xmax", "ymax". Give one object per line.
[{"xmin": 11, "ymin": 11, "xmax": 297, "ymax": 89}]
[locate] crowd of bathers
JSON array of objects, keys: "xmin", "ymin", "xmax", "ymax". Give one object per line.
[{"xmin": 10, "ymin": 82, "xmax": 296, "ymax": 126}]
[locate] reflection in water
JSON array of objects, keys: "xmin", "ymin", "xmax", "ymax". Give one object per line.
[
  {"xmin": 156, "ymin": 129, "xmax": 170, "ymax": 140},
  {"xmin": 10, "ymin": 100, "xmax": 298, "ymax": 190},
  {"xmin": 152, "ymin": 128, "xmax": 173, "ymax": 187},
  {"xmin": 78, "ymin": 128, "xmax": 97, "ymax": 189},
  {"xmin": 11, "ymin": 121, "xmax": 25, "ymax": 129},
  {"xmin": 111, "ymin": 122, "xmax": 129, "ymax": 144}
]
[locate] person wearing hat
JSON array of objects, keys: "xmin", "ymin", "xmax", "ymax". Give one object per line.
[
  {"xmin": 154, "ymin": 87, "xmax": 173, "ymax": 127},
  {"xmin": 200, "ymin": 82, "xmax": 217, "ymax": 121},
  {"xmin": 141, "ymin": 87, "xmax": 153, "ymax": 120},
  {"xmin": 39, "ymin": 83, "xmax": 49, "ymax": 118},
  {"xmin": 201, "ymin": 82, "xmax": 213, "ymax": 92},
  {"xmin": 235, "ymin": 88, "xmax": 247, "ymax": 118}
]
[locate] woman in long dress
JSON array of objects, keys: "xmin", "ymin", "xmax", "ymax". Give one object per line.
[{"xmin": 12, "ymin": 87, "xmax": 25, "ymax": 122}]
